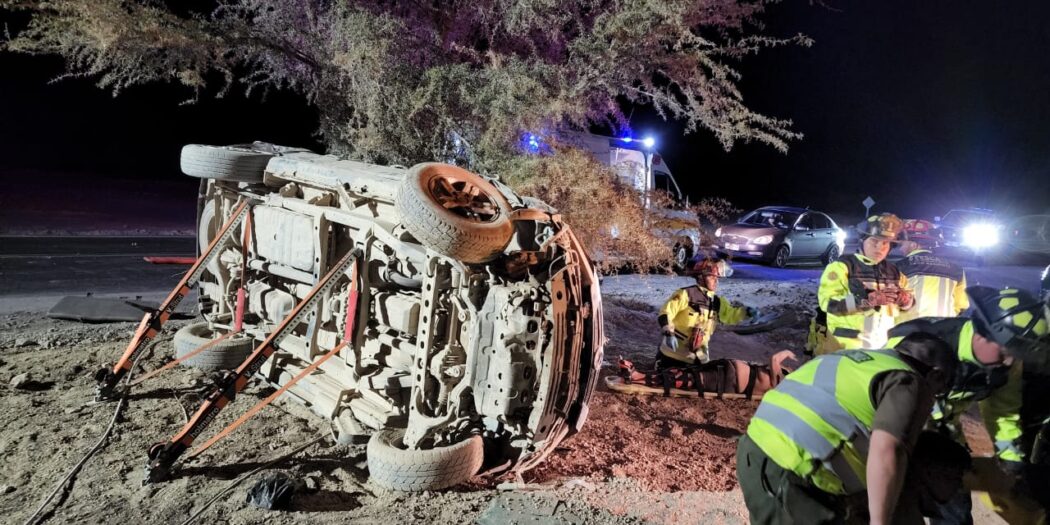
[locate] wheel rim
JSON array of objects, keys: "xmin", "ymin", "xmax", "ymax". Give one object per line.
[
  {"xmin": 776, "ymin": 248, "xmax": 788, "ymax": 266},
  {"xmin": 828, "ymin": 245, "xmax": 839, "ymax": 260},
  {"xmin": 675, "ymin": 246, "xmax": 687, "ymax": 267},
  {"xmin": 428, "ymin": 175, "xmax": 500, "ymax": 222}
]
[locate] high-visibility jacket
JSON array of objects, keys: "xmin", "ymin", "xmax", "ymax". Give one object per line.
[
  {"xmin": 659, "ymin": 285, "xmax": 749, "ymax": 363},
  {"xmin": 888, "ymin": 318, "xmax": 1025, "ymax": 462},
  {"xmin": 746, "ymin": 349, "xmax": 916, "ymax": 495},
  {"xmin": 818, "ymin": 253, "xmax": 912, "ymax": 353},
  {"xmin": 895, "ymin": 249, "xmax": 968, "ymax": 323}
]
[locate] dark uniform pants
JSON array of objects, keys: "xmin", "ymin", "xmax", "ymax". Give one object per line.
[
  {"xmin": 736, "ymin": 435, "xmax": 929, "ymax": 524},
  {"xmin": 736, "ymin": 435, "xmax": 864, "ymax": 524}
]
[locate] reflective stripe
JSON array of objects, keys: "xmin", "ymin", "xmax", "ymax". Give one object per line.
[
  {"xmin": 862, "ymin": 315, "xmax": 877, "ymax": 342},
  {"xmin": 753, "ymin": 402, "xmax": 866, "ymax": 493},
  {"xmin": 814, "ymin": 355, "xmax": 839, "ymax": 386},
  {"xmin": 911, "ymin": 276, "xmax": 925, "ymax": 314},
  {"xmin": 995, "ymin": 440, "xmax": 1024, "ymax": 459},
  {"xmin": 776, "ymin": 380, "xmax": 871, "ymax": 455},
  {"xmin": 845, "ymin": 293, "xmax": 857, "ymax": 312},
  {"xmin": 937, "ymin": 277, "xmax": 950, "ymax": 317},
  {"xmin": 755, "ymin": 402, "xmax": 836, "ymax": 459}
]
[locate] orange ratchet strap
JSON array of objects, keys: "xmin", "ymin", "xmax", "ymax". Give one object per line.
[
  {"xmin": 143, "ymin": 251, "xmax": 360, "ymax": 483},
  {"xmin": 94, "ymin": 200, "xmax": 252, "ymax": 401}
]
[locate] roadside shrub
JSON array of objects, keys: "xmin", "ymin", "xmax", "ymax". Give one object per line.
[{"xmin": 502, "ymin": 147, "xmax": 738, "ymax": 273}]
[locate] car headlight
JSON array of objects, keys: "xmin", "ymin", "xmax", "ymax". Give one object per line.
[
  {"xmin": 962, "ymin": 224, "xmax": 999, "ymax": 248},
  {"xmin": 715, "ymin": 227, "xmax": 722, "ymax": 238},
  {"xmin": 752, "ymin": 235, "xmax": 774, "ymax": 245}
]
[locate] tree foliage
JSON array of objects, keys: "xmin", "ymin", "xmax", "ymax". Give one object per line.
[
  {"xmin": 3, "ymin": 0, "xmax": 810, "ymax": 161},
  {"xmin": 3, "ymin": 0, "xmax": 810, "ymax": 269}
]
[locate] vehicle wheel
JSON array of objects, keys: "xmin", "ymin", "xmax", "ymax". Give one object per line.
[
  {"xmin": 821, "ymin": 243, "xmax": 841, "ymax": 265},
  {"xmin": 173, "ymin": 322, "xmax": 255, "ymax": 372},
  {"xmin": 672, "ymin": 244, "xmax": 693, "ymax": 273},
  {"xmin": 396, "ymin": 163, "xmax": 513, "ymax": 264},
  {"xmin": 180, "ymin": 144, "xmax": 273, "ymax": 182},
  {"xmin": 771, "ymin": 245, "xmax": 790, "ymax": 268},
  {"xmin": 366, "ymin": 429, "xmax": 484, "ymax": 491}
]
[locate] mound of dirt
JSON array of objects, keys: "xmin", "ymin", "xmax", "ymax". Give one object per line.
[{"xmin": 530, "ymin": 389, "xmax": 755, "ymax": 492}]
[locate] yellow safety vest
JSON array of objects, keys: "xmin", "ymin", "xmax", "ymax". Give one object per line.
[
  {"xmin": 746, "ymin": 349, "xmax": 914, "ymax": 495},
  {"xmin": 895, "ymin": 249, "xmax": 968, "ymax": 322},
  {"xmin": 888, "ymin": 318, "xmax": 1025, "ymax": 462},
  {"xmin": 818, "ymin": 254, "xmax": 910, "ymax": 353}
]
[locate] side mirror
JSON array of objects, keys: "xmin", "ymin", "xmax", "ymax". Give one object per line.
[
  {"xmin": 795, "ymin": 225, "xmax": 809, "ymax": 231},
  {"xmin": 934, "ymin": 216, "xmax": 942, "ymax": 223}
]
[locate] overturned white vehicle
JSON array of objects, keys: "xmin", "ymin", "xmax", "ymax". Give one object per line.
[{"xmin": 177, "ymin": 143, "xmax": 604, "ymax": 490}]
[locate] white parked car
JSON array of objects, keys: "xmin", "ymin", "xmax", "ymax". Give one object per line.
[{"xmin": 173, "ymin": 142, "xmax": 604, "ymax": 491}]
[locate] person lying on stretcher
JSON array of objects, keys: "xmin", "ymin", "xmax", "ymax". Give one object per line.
[{"xmin": 618, "ymin": 350, "xmax": 796, "ymax": 399}]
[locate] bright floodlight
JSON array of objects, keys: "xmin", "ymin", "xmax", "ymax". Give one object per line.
[
  {"xmin": 962, "ymin": 223, "xmax": 1000, "ymax": 249},
  {"xmin": 642, "ymin": 137, "xmax": 655, "ymax": 148}
]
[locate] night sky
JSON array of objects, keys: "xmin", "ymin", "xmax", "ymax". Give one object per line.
[{"xmin": 2, "ymin": 1, "xmax": 1049, "ymax": 227}]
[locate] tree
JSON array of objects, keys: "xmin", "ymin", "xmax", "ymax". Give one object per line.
[{"xmin": 2, "ymin": 0, "xmax": 810, "ymax": 269}]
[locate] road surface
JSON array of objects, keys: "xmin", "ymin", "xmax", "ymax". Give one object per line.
[
  {"xmin": 1, "ymin": 236, "xmax": 1044, "ymax": 313},
  {"xmin": 0, "ymin": 236, "xmax": 195, "ymax": 313}
]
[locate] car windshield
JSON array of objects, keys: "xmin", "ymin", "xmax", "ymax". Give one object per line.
[
  {"xmin": 941, "ymin": 210, "xmax": 993, "ymax": 227},
  {"xmin": 740, "ymin": 209, "xmax": 800, "ymax": 229}
]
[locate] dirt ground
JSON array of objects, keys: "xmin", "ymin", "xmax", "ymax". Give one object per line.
[{"xmin": 0, "ymin": 275, "xmax": 1003, "ymax": 524}]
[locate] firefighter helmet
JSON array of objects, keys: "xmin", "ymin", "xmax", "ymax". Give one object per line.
[
  {"xmin": 968, "ymin": 286, "xmax": 1050, "ymax": 359},
  {"xmin": 858, "ymin": 213, "xmax": 906, "ymax": 242},
  {"xmin": 688, "ymin": 257, "xmax": 732, "ymax": 278}
]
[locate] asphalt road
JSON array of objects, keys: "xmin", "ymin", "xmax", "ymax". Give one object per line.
[
  {"xmin": 730, "ymin": 260, "xmax": 1044, "ymax": 293},
  {"xmin": 0, "ymin": 236, "xmax": 195, "ymax": 297},
  {"xmin": 0, "ymin": 235, "xmax": 1044, "ymax": 308}
]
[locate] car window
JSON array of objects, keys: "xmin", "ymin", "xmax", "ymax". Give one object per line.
[
  {"xmin": 795, "ymin": 214, "xmax": 815, "ymax": 230},
  {"xmin": 740, "ymin": 209, "xmax": 800, "ymax": 229},
  {"xmin": 811, "ymin": 213, "xmax": 832, "ymax": 229}
]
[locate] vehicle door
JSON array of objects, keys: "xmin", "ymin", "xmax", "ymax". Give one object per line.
[
  {"xmin": 789, "ymin": 213, "xmax": 821, "ymax": 257},
  {"xmin": 810, "ymin": 213, "xmax": 838, "ymax": 254}
]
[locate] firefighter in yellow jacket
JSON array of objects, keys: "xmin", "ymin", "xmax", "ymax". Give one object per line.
[
  {"xmin": 737, "ymin": 332, "xmax": 959, "ymax": 524},
  {"xmin": 888, "ymin": 286, "xmax": 1050, "ymax": 524},
  {"xmin": 817, "ymin": 213, "xmax": 914, "ymax": 353},
  {"xmin": 894, "ymin": 237, "xmax": 969, "ymax": 323},
  {"xmin": 657, "ymin": 257, "xmax": 756, "ymax": 368}
]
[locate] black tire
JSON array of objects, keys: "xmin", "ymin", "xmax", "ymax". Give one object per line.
[
  {"xmin": 367, "ymin": 429, "xmax": 484, "ymax": 491},
  {"xmin": 173, "ymin": 322, "xmax": 255, "ymax": 372},
  {"xmin": 822, "ymin": 243, "xmax": 841, "ymax": 265},
  {"xmin": 771, "ymin": 245, "xmax": 790, "ymax": 268},
  {"xmin": 180, "ymin": 144, "xmax": 273, "ymax": 182},
  {"xmin": 395, "ymin": 163, "xmax": 513, "ymax": 263},
  {"xmin": 672, "ymin": 244, "xmax": 692, "ymax": 273}
]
